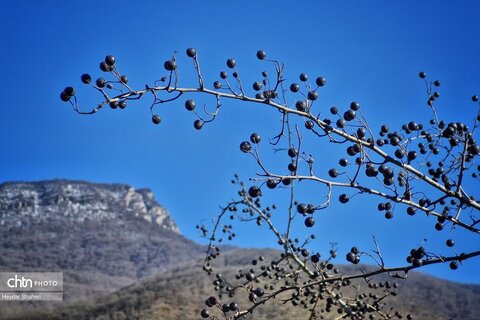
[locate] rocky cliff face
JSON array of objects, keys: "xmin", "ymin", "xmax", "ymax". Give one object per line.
[
  {"xmin": 0, "ymin": 179, "xmax": 202, "ymax": 313},
  {"xmin": 0, "ymin": 180, "xmax": 179, "ymax": 233}
]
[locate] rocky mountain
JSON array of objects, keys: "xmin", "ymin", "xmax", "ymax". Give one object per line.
[
  {"xmin": 0, "ymin": 180, "xmax": 203, "ymax": 318},
  {"xmin": 0, "ymin": 180, "xmax": 178, "ymax": 232}
]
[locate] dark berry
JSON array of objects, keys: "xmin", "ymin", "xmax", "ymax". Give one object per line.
[
  {"xmin": 186, "ymin": 48, "xmax": 197, "ymax": 57},
  {"xmin": 412, "ymin": 259, "xmax": 423, "ymax": 267},
  {"xmin": 254, "ymin": 287, "xmax": 264, "ymax": 297},
  {"xmin": 81, "ymin": 73, "xmax": 91, "ymax": 84},
  {"xmin": 305, "ymin": 120, "xmax": 314, "ymax": 129},
  {"xmin": 306, "ymin": 204, "xmax": 315, "ymax": 214},
  {"xmin": 266, "ymin": 179, "xmax": 277, "ymax": 189},
  {"xmin": 99, "ymin": 61, "xmax": 111, "ymax": 72},
  {"xmin": 357, "ymin": 128, "xmax": 366, "ymax": 138},
  {"xmin": 395, "ymin": 148, "xmax": 406, "ymax": 159},
  {"xmin": 290, "ymin": 83, "xmax": 300, "ymax": 93},
  {"xmin": 250, "ymin": 133, "xmax": 261, "ymax": 144},
  {"xmin": 344, "ymin": 110, "xmax": 356, "ymax": 121},
  {"xmin": 350, "ymin": 102, "xmax": 360, "ymax": 111},
  {"xmin": 194, "ymin": 119, "xmax": 204, "ymax": 130},
  {"xmin": 328, "ymin": 168, "xmax": 339, "ymax": 178},
  {"xmin": 419, "ymin": 72, "xmax": 426, "ymax": 79},
  {"xmin": 346, "ymin": 146, "xmax": 356, "ymax": 156},
  {"xmin": 407, "ymin": 121, "xmax": 418, "ymax": 131},
  {"xmin": 256, "ymin": 50, "xmax": 266, "ymax": 60},
  {"xmin": 288, "ymin": 147, "xmax": 298, "ymax": 158},
  {"xmin": 288, "ymin": 163, "xmax": 297, "ymax": 172},
  {"xmin": 60, "ymin": 91, "xmax": 70, "ymax": 102},
  {"xmin": 307, "ymin": 91, "xmax": 318, "ymax": 101},
  {"xmin": 105, "ymin": 55, "xmax": 115, "ymax": 66},
  {"xmin": 406, "ymin": 207, "xmax": 416, "ymax": 216},
  {"xmin": 316, "ymin": 76, "xmax": 326, "ymax": 87},
  {"xmin": 222, "ymin": 304, "xmax": 230, "ymax": 313},
  {"xmin": 253, "ymin": 81, "xmax": 263, "ymax": 91},
  {"xmin": 304, "ymin": 217, "xmax": 315, "ymax": 228},
  {"xmin": 339, "ymin": 194, "xmax": 349, "ymax": 204},
  {"xmin": 152, "ymin": 114, "xmax": 161, "ymax": 124},
  {"xmin": 299, "ymin": 73, "xmax": 308, "ymax": 81},
  {"xmin": 384, "ymin": 177, "xmax": 394, "ymax": 186},
  {"xmin": 185, "ymin": 99, "xmax": 196, "ymax": 111},
  {"xmin": 366, "ymin": 165, "xmax": 379, "ymax": 177},
  {"xmin": 207, "ymin": 296, "xmax": 217, "ymax": 306},
  {"xmin": 346, "ymin": 252, "xmax": 356, "ymax": 263},
  {"xmin": 336, "ymin": 118, "xmax": 346, "ymax": 128},
  {"xmin": 407, "ymin": 151, "xmax": 417, "ymax": 161},
  {"xmin": 226, "ymin": 59, "xmax": 236, "ymax": 68},
  {"xmin": 297, "ymin": 204, "xmax": 307, "ymax": 214},
  {"xmin": 248, "ymin": 186, "xmax": 261, "ymax": 198},
  {"xmin": 164, "ymin": 60, "xmax": 177, "ymax": 71},
  {"xmin": 295, "ymin": 100, "xmax": 306, "ymax": 111},
  {"xmin": 446, "ymin": 239, "xmax": 455, "ymax": 247},
  {"xmin": 229, "ymin": 302, "xmax": 238, "ymax": 311},
  {"xmin": 200, "ymin": 309, "xmax": 209, "ymax": 318},
  {"xmin": 240, "ymin": 141, "xmax": 252, "ymax": 153},
  {"xmin": 95, "ymin": 78, "xmax": 106, "ymax": 88},
  {"xmin": 64, "ymin": 86, "xmax": 75, "ymax": 96}
]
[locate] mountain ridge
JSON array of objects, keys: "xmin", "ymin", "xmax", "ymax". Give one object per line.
[
  {"xmin": 0, "ymin": 179, "xmax": 179, "ymax": 232},
  {"xmin": 0, "ymin": 179, "xmax": 204, "ymax": 318}
]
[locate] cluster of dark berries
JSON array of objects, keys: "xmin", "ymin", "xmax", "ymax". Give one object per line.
[
  {"xmin": 406, "ymin": 246, "xmax": 426, "ymax": 267},
  {"xmin": 60, "ymin": 86, "xmax": 75, "ymax": 102},
  {"xmin": 377, "ymin": 201, "xmax": 394, "ymax": 219},
  {"xmin": 289, "ymin": 74, "xmax": 327, "ymax": 109},
  {"xmin": 181, "ymin": 98, "xmax": 206, "ymax": 130},
  {"xmin": 296, "ymin": 202, "xmax": 316, "ymax": 227},
  {"xmin": 346, "ymin": 246, "xmax": 360, "ymax": 264},
  {"xmin": 201, "ymin": 294, "xmax": 239, "ymax": 318},
  {"xmin": 61, "ymin": 55, "xmax": 130, "ymax": 111},
  {"xmin": 239, "ymin": 133, "xmax": 262, "ymax": 154}
]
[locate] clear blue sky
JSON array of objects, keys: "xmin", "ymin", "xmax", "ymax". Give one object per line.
[{"xmin": 1, "ymin": 1, "xmax": 479, "ymax": 284}]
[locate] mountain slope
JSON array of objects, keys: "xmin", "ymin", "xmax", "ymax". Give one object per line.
[
  {"xmin": 14, "ymin": 248, "xmax": 480, "ymax": 320},
  {"xmin": 0, "ymin": 180, "xmax": 203, "ymax": 317}
]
